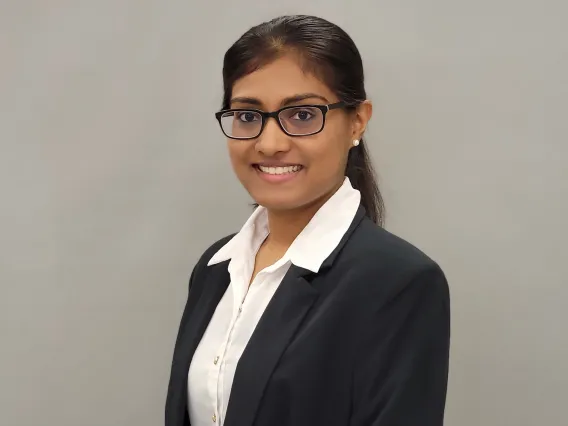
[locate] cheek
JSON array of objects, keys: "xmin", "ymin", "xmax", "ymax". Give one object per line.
[
  {"xmin": 227, "ymin": 143, "xmax": 254, "ymax": 183},
  {"xmin": 227, "ymin": 142, "xmax": 245, "ymax": 167},
  {"xmin": 308, "ymin": 133, "xmax": 350, "ymax": 176}
]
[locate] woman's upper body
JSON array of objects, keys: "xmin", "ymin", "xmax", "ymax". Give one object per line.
[
  {"xmin": 166, "ymin": 14, "xmax": 450, "ymax": 426},
  {"xmin": 166, "ymin": 196, "xmax": 450, "ymax": 426}
]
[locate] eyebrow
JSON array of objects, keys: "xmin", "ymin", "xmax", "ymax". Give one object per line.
[{"xmin": 230, "ymin": 93, "xmax": 330, "ymax": 108}]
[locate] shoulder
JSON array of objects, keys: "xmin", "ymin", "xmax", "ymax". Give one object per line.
[
  {"xmin": 344, "ymin": 218, "xmax": 440, "ymax": 273},
  {"xmin": 335, "ymin": 218, "xmax": 449, "ymax": 301}
]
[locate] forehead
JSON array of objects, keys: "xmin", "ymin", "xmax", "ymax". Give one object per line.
[{"xmin": 231, "ymin": 55, "xmax": 336, "ymax": 107}]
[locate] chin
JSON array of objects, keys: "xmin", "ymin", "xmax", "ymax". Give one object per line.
[
  {"xmin": 254, "ymin": 198, "xmax": 302, "ymax": 212},
  {"xmin": 251, "ymin": 192, "xmax": 308, "ymax": 212},
  {"xmin": 248, "ymin": 182, "xmax": 336, "ymax": 213}
]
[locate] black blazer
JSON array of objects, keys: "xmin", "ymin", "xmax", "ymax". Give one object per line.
[{"xmin": 166, "ymin": 206, "xmax": 450, "ymax": 426}]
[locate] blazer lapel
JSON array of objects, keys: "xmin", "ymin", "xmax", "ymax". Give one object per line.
[
  {"xmin": 223, "ymin": 265, "xmax": 319, "ymax": 426},
  {"xmin": 168, "ymin": 262, "xmax": 231, "ymax": 426}
]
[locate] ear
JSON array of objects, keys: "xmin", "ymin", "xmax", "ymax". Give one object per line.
[{"xmin": 351, "ymin": 100, "xmax": 373, "ymax": 140}]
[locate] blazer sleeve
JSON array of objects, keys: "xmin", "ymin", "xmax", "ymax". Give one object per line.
[{"xmin": 350, "ymin": 263, "xmax": 451, "ymax": 426}]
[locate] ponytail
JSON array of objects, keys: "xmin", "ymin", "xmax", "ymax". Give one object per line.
[{"xmin": 345, "ymin": 138, "xmax": 385, "ymax": 226}]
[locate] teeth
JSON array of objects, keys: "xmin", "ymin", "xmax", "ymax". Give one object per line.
[{"xmin": 258, "ymin": 165, "xmax": 302, "ymax": 175}]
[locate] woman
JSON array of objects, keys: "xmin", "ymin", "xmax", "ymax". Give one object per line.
[{"xmin": 166, "ymin": 15, "xmax": 450, "ymax": 426}]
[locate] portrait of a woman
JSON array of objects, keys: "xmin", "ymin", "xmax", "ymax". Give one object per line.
[{"xmin": 166, "ymin": 14, "xmax": 450, "ymax": 426}]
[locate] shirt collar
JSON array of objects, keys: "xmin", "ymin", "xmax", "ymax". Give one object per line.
[
  {"xmin": 206, "ymin": 204, "xmax": 268, "ymax": 267},
  {"xmin": 207, "ymin": 177, "xmax": 361, "ymax": 273}
]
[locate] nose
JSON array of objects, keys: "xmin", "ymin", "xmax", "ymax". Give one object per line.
[{"xmin": 255, "ymin": 117, "xmax": 291, "ymax": 156}]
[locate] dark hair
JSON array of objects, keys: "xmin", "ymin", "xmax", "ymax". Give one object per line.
[{"xmin": 221, "ymin": 15, "xmax": 385, "ymax": 226}]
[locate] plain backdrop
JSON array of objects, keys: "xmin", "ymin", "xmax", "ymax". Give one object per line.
[{"xmin": 1, "ymin": 1, "xmax": 567, "ymax": 425}]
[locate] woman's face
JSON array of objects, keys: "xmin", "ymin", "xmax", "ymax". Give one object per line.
[{"xmin": 226, "ymin": 55, "xmax": 371, "ymax": 212}]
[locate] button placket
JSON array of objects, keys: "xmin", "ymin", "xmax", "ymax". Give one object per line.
[{"xmin": 211, "ymin": 295, "xmax": 244, "ymax": 426}]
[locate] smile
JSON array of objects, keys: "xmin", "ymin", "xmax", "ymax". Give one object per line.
[
  {"xmin": 253, "ymin": 164, "xmax": 304, "ymax": 183},
  {"xmin": 257, "ymin": 165, "xmax": 302, "ymax": 175}
]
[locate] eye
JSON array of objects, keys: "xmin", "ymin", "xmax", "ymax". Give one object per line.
[
  {"xmin": 236, "ymin": 111, "xmax": 259, "ymax": 123},
  {"xmin": 291, "ymin": 110, "xmax": 315, "ymax": 121}
]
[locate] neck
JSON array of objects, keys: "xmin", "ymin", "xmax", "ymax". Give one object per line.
[
  {"xmin": 264, "ymin": 180, "xmax": 344, "ymax": 251},
  {"xmin": 265, "ymin": 204, "xmax": 320, "ymax": 250}
]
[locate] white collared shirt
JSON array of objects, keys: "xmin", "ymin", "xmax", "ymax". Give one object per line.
[{"xmin": 187, "ymin": 177, "xmax": 361, "ymax": 426}]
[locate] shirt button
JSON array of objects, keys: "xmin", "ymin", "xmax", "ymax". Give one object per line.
[
  {"xmin": 213, "ymin": 356, "xmax": 219, "ymax": 365},
  {"xmin": 212, "ymin": 413, "xmax": 217, "ymax": 422}
]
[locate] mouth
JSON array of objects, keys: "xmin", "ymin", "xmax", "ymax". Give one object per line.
[
  {"xmin": 255, "ymin": 164, "xmax": 303, "ymax": 174},
  {"xmin": 253, "ymin": 164, "xmax": 304, "ymax": 183}
]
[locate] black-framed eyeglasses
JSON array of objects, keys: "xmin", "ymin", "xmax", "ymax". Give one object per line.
[{"xmin": 215, "ymin": 101, "xmax": 348, "ymax": 140}]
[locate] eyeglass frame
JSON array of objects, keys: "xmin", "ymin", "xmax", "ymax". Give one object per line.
[{"xmin": 214, "ymin": 101, "xmax": 350, "ymax": 140}]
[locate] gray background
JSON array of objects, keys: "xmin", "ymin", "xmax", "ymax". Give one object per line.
[{"xmin": 1, "ymin": 1, "xmax": 567, "ymax": 425}]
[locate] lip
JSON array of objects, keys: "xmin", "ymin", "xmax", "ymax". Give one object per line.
[
  {"xmin": 252, "ymin": 164, "xmax": 304, "ymax": 183},
  {"xmin": 255, "ymin": 161, "xmax": 302, "ymax": 167}
]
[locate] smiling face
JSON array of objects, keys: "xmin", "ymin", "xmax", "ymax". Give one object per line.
[{"xmin": 226, "ymin": 54, "xmax": 370, "ymax": 213}]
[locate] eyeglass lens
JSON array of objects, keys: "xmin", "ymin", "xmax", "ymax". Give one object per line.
[{"xmin": 219, "ymin": 106, "xmax": 324, "ymax": 138}]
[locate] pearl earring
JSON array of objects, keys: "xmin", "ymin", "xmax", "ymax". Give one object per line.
[{"xmin": 353, "ymin": 139, "xmax": 360, "ymax": 147}]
